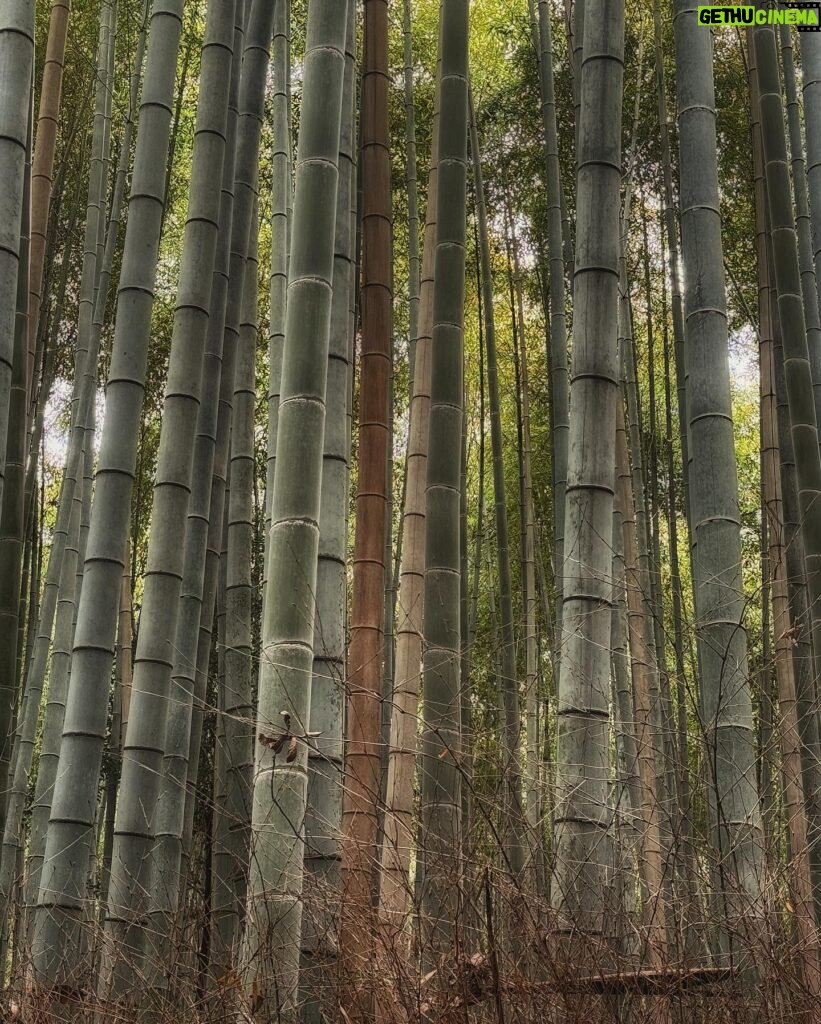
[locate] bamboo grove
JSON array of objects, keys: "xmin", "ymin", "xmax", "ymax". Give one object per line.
[{"xmin": 4, "ymin": 0, "xmax": 821, "ymax": 1020}]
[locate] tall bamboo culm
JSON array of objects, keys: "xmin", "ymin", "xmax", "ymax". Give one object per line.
[
  {"xmin": 30, "ymin": 0, "xmax": 185, "ymax": 1002},
  {"xmin": 535, "ymin": 0, "xmax": 569, "ymax": 649},
  {"xmin": 552, "ymin": 0, "xmax": 624, "ymax": 947},
  {"xmin": 26, "ymin": 0, "xmax": 70, "ymax": 406},
  {"xmin": 762, "ymin": 25, "xmax": 821, "ymax": 914},
  {"xmin": 264, "ymin": 0, "xmax": 291, "ymax": 548},
  {"xmin": 340, "ymin": 0, "xmax": 393, "ymax": 1012},
  {"xmin": 469, "ymin": 95, "xmax": 525, "ymax": 883},
  {"xmin": 242, "ymin": 2, "xmax": 348, "ymax": 1017},
  {"xmin": 419, "ymin": 0, "xmax": 469, "ymax": 967},
  {"xmin": 675, "ymin": 0, "xmax": 764, "ymax": 952},
  {"xmin": 21, "ymin": 15, "xmax": 145, "ymax": 956},
  {"xmin": 0, "ymin": 0, "xmax": 34, "ymax": 529},
  {"xmin": 100, "ymin": 0, "xmax": 237, "ymax": 1000},
  {"xmin": 301, "ymin": 4, "xmax": 355, "ymax": 1020},
  {"xmin": 801, "ymin": 33, "xmax": 821, "ymax": 319},
  {"xmin": 759, "ymin": 244, "xmax": 821, "ymax": 996},
  {"xmin": 0, "ymin": 0, "xmax": 35, "ymax": 831},
  {"xmin": 169, "ymin": 0, "xmax": 247, "ymax": 917},
  {"xmin": 379, "ymin": 47, "xmax": 440, "ymax": 935},
  {"xmin": 0, "ymin": 0, "xmax": 118, "ymax": 949}
]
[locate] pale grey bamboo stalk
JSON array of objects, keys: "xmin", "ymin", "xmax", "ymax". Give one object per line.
[
  {"xmin": 552, "ymin": 0, "xmax": 623, "ymax": 942},
  {"xmin": 674, "ymin": 0, "xmax": 764, "ymax": 948},
  {"xmin": 30, "ymin": 0, "xmax": 185, "ymax": 998},
  {"xmin": 242, "ymin": 2, "xmax": 348, "ymax": 1015},
  {"xmin": 378, "ymin": 53, "xmax": 440, "ymax": 935},
  {"xmin": 300, "ymin": 4, "xmax": 355, "ymax": 1018}
]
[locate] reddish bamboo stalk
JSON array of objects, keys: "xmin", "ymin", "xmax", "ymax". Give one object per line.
[
  {"xmin": 27, "ymin": 0, "xmax": 71, "ymax": 414},
  {"xmin": 340, "ymin": 0, "xmax": 393, "ymax": 1016}
]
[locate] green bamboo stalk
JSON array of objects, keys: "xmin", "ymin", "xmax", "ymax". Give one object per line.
[
  {"xmin": 419, "ymin": 0, "xmax": 469, "ymax": 963},
  {"xmin": 0, "ymin": 98, "xmax": 30, "ymax": 965},
  {"xmin": 468, "ymin": 92, "xmax": 525, "ymax": 885},
  {"xmin": 781, "ymin": 24, "xmax": 821, "ymax": 443},
  {"xmin": 264, "ymin": 0, "xmax": 291, "ymax": 551},
  {"xmin": 101, "ymin": 0, "xmax": 237, "ymax": 998},
  {"xmin": 300, "ymin": 4, "xmax": 355, "ymax": 1019},
  {"xmin": 213, "ymin": 198, "xmax": 258, "ymax": 975},
  {"xmin": 0, "ymin": 0, "xmax": 120, "ymax": 948},
  {"xmin": 674, "ymin": 0, "xmax": 764, "ymax": 949},
  {"xmin": 242, "ymin": 2, "xmax": 348, "ymax": 1016},
  {"xmin": 30, "ymin": 0, "xmax": 185, "ymax": 1000},
  {"xmin": 653, "ymin": 0, "xmax": 691, "ymax": 532},
  {"xmin": 535, "ymin": 0, "xmax": 569, "ymax": 651},
  {"xmin": 755, "ymin": 15, "xmax": 821, "ymax": 898},
  {"xmin": 800, "ymin": 32, "xmax": 821, "ymax": 318},
  {"xmin": 166, "ymin": 0, "xmax": 247, "ymax": 916},
  {"xmin": 0, "ymin": 0, "xmax": 34, "ymax": 530},
  {"xmin": 750, "ymin": 29, "xmax": 821, "ymax": 916}
]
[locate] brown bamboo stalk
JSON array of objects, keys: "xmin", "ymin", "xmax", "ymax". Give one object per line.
[
  {"xmin": 341, "ymin": 0, "xmax": 393, "ymax": 1011},
  {"xmin": 27, "ymin": 0, "xmax": 71, "ymax": 416}
]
